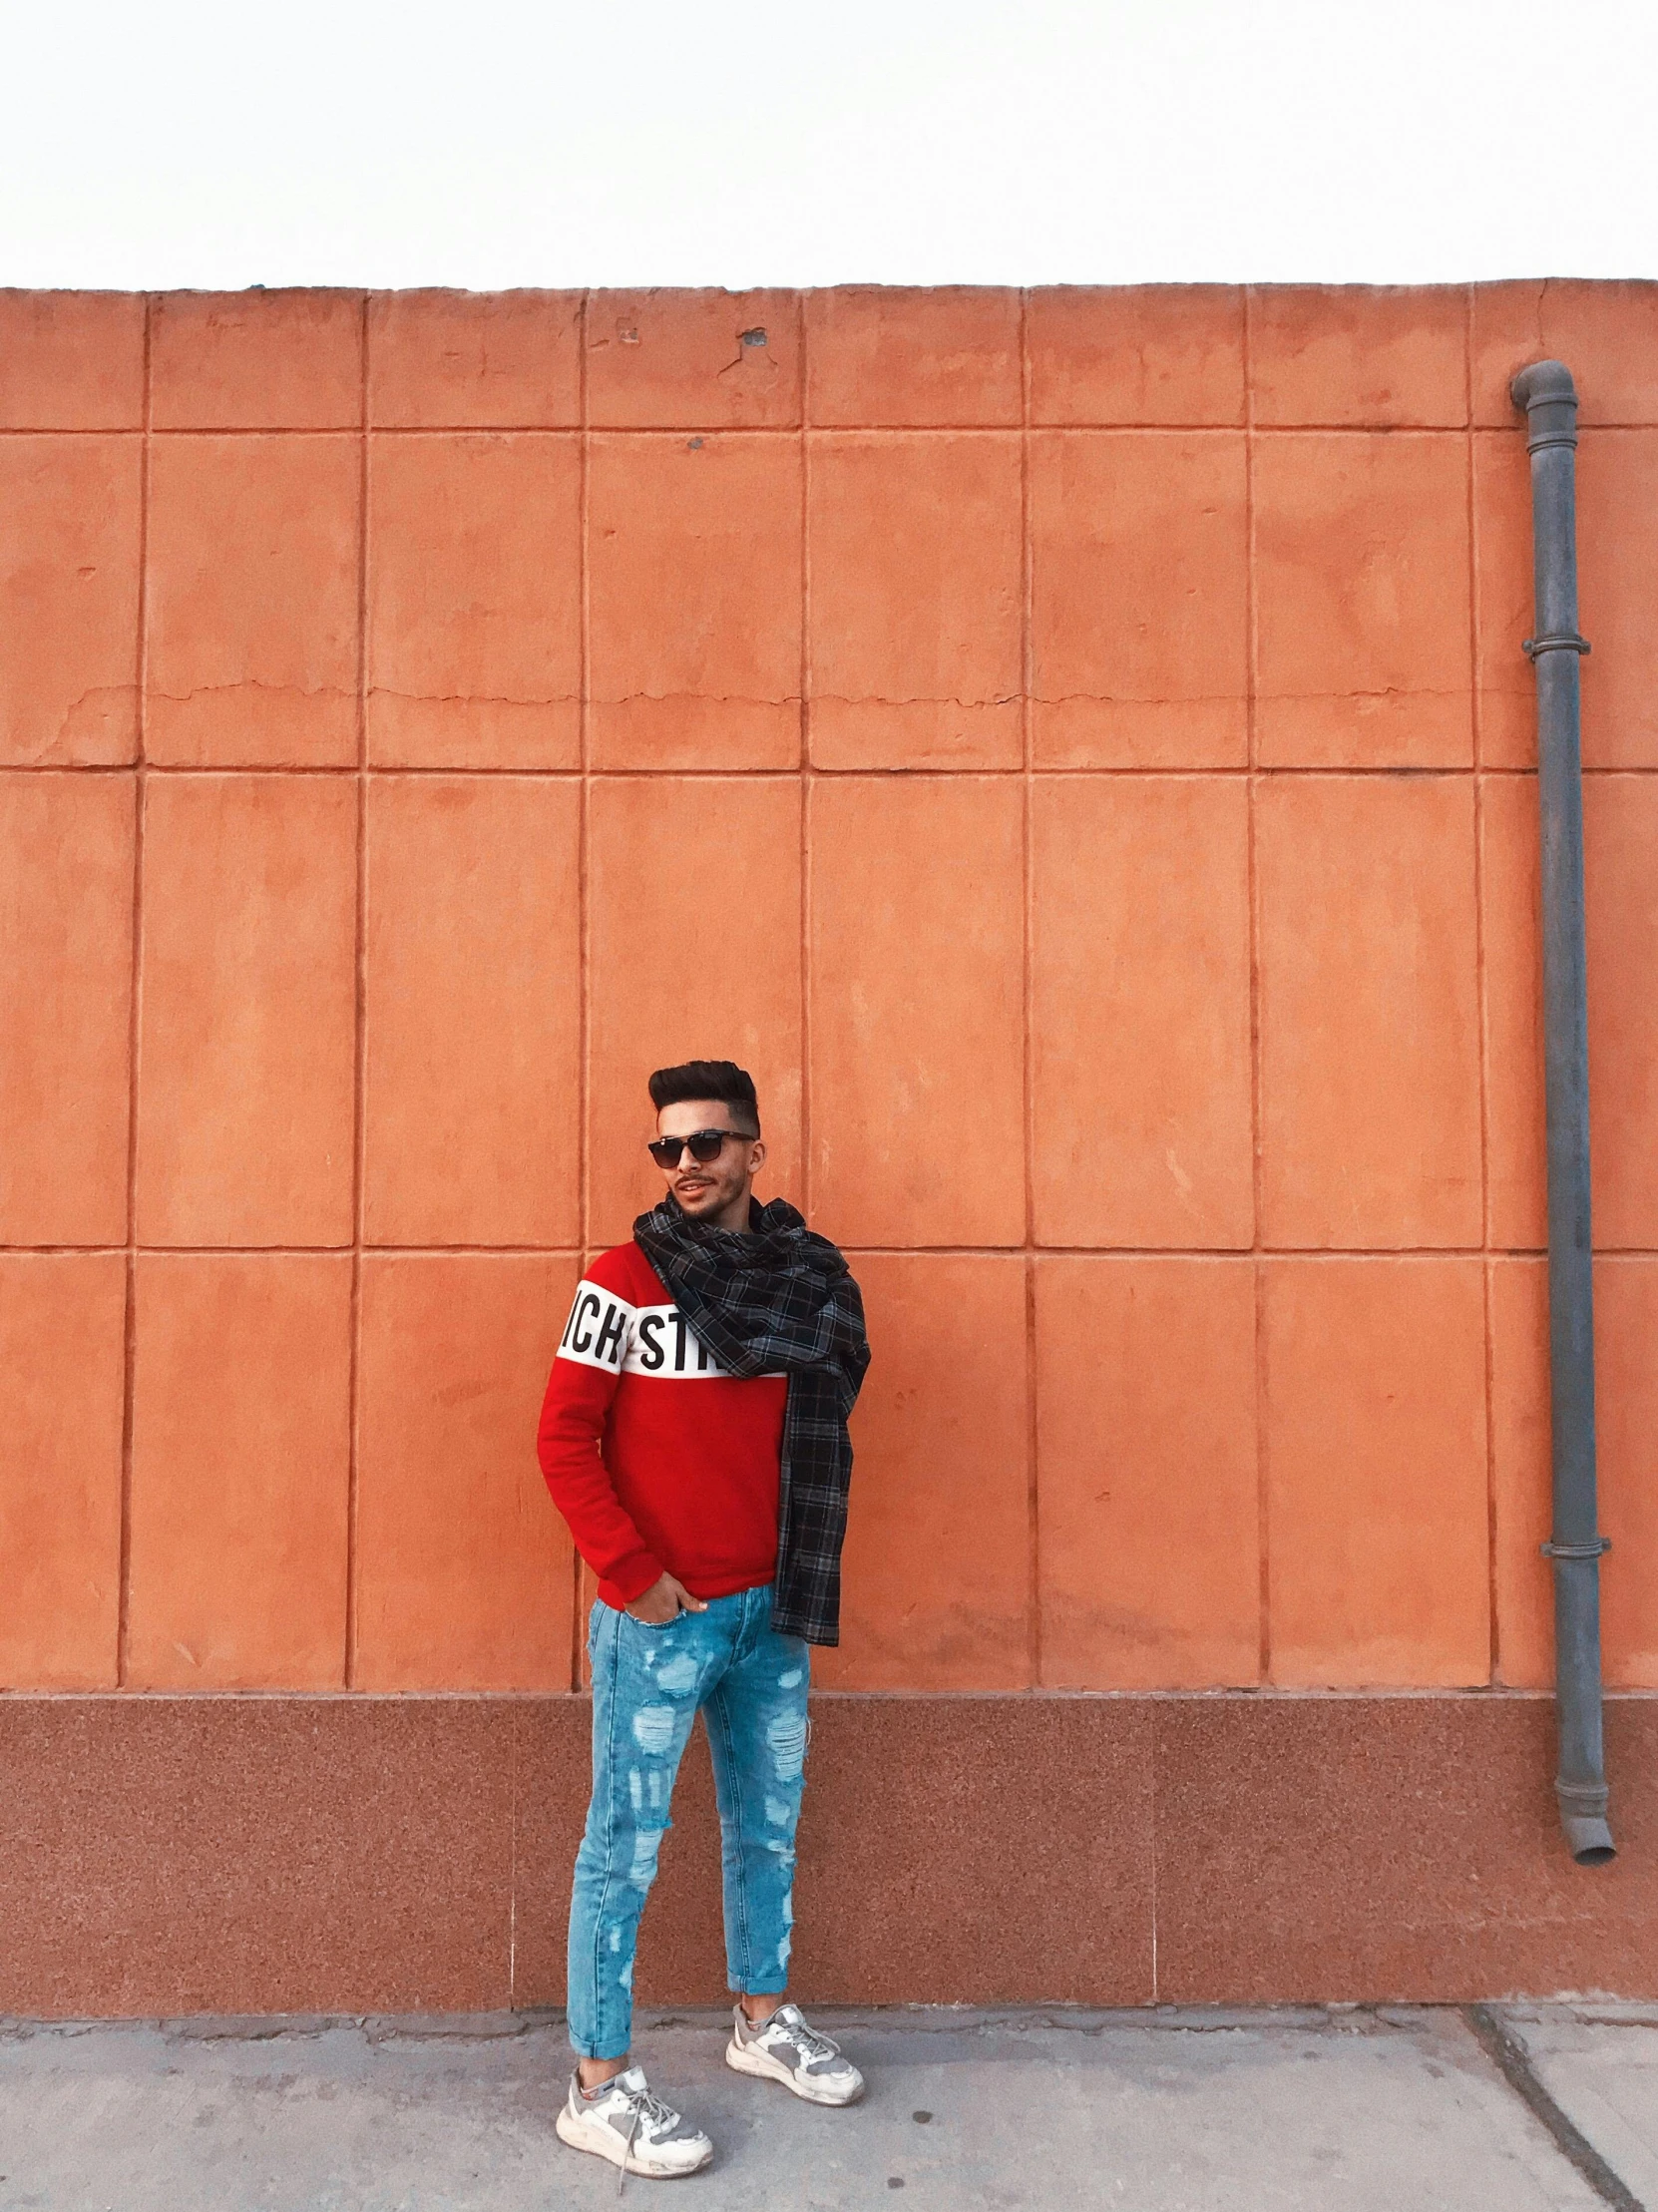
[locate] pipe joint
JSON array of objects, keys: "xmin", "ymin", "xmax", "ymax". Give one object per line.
[
  {"xmin": 1510, "ymin": 359, "xmax": 1579, "ymax": 410},
  {"xmin": 1511, "ymin": 361, "xmax": 1580, "ymax": 458},
  {"xmin": 1555, "ymin": 1781, "xmax": 1616, "ymax": 1866}
]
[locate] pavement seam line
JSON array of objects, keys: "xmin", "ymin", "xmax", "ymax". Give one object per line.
[{"xmin": 1464, "ymin": 2003, "xmax": 1646, "ymax": 2212}]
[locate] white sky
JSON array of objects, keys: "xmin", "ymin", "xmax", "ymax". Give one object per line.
[{"xmin": 4, "ymin": 0, "xmax": 1654, "ymax": 289}]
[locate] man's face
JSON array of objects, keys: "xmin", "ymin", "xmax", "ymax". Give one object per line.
[{"xmin": 653, "ymin": 1099, "xmax": 765, "ymax": 1223}]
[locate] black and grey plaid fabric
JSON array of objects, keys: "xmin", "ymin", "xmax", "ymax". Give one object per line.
[{"xmin": 632, "ymin": 1196, "xmax": 871, "ymax": 1646}]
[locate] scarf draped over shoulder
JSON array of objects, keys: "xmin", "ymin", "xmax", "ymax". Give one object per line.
[{"xmin": 632, "ymin": 1195, "xmax": 871, "ymax": 1645}]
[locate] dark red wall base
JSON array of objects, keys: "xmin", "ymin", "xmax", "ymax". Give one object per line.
[{"xmin": 4, "ymin": 1692, "xmax": 1656, "ymax": 2016}]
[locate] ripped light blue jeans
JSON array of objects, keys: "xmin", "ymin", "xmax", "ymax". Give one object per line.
[{"xmin": 568, "ymin": 1581, "xmax": 810, "ymax": 2060}]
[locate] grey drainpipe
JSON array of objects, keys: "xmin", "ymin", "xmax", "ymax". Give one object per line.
[{"xmin": 1510, "ymin": 360, "xmax": 1614, "ymax": 1866}]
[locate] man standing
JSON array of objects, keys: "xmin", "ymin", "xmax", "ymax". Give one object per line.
[{"xmin": 538, "ymin": 1060, "xmax": 871, "ymax": 2180}]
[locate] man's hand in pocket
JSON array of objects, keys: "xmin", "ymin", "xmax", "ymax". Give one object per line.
[{"xmin": 626, "ymin": 1572, "xmax": 707, "ymax": 1625}]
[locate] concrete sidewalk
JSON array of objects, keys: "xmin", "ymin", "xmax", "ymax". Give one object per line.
[{"xmin": 2, "ymin": 2003, "xmax": 1654, "ymax": 2211}]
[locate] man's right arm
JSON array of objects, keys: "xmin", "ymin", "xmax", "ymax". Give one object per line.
[{"xmin": 536, "ymin": 1278, "xmax": 664, "ymax": 1606}]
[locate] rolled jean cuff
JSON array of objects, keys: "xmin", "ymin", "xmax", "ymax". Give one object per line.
[{"xmin": 568, "ymin": 2030, "xmax": 631, "ymax": 2062}]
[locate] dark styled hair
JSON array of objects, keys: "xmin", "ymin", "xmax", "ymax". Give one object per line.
[{"xmin": 647, "ymin": 1060, "xmax": 761, "ymax": 1135}]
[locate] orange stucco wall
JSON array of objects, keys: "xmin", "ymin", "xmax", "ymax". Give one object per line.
[{"xmin": 4, "ymin": 281, "xmax": 1658, "ymax": 1703}]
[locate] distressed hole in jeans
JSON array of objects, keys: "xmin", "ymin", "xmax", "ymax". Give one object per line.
[
  {"xmin": 765, "ymin": 1710, "xmax": 807, "ymax": 1783},
  {"xmin": 631, "ymin": 1705, "xmax": 676, "ymax": 1756},
  {"xmin": 628, "ymin": 1829, "xmax": 663, "ymax": 1886}
]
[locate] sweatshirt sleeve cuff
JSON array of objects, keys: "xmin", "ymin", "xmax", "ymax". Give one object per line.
[{"xmin": 609, "ymin": 1550, "xmax": 665, "ymax": 1606}]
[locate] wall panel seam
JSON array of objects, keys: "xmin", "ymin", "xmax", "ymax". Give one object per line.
[
  {"xmin": 1243, "ymin": 285, "xmax": 1270, "ymax": 1690},
  {"xmin": 5, "ymin": 1242, "xmax": 1590, "ymax": 1258},
  {"xmin": 572, "ymin": 291, "xmax": 593, "ymax": 1695},
  {"xmin": 1020, "ymin": 286, "xmax": 1040, "ymax": 1692},
  {"xmin": 798, "ymin": 288, "xmax": 812, "ymax": 1229},
  {"xmin": 344, "ymin": 294, "xmax": 370, "ymax": 1691},
  {"xmin": 1466, "ymin": 280, "xmax": 1501, "ymax": 1687},
  {"xmin": 9, "ymin": 419, "xmax": 1607, "ymax": 437},
  {"xmin": 114, "ymin": 294, "xmax": 155, "ymax": 1691},
  {"xmin": 34, "ymin": 761, "xmax": 1655, "ymax": 781}
]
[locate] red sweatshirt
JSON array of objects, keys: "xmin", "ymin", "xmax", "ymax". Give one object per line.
[{"xmin": 537, "ymin": 1241, "xmax": 788, "ymax": 1610}]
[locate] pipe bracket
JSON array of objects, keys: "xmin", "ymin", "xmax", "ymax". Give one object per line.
[
  {"xmin": 1541, "ymin": 1538, "xmax": 1611, "ymax": 1558},
  {"xmin": 1523, "ymin": 632, "xmax": 1591, "ymax": 658}
]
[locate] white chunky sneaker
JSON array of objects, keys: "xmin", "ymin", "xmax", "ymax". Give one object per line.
[
  {"xmin": 555, "ymin": 2065, "xmax": 714, "ymax": 2179},
  {"xmin": 725, "ymin": 2001, "xmax": 865, "ymax": 2106}
]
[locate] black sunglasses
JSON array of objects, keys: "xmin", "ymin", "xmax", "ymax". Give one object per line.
[{"xmin": 647, "ymin": 1127, "xmax": 757, "ymax": 1168}]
